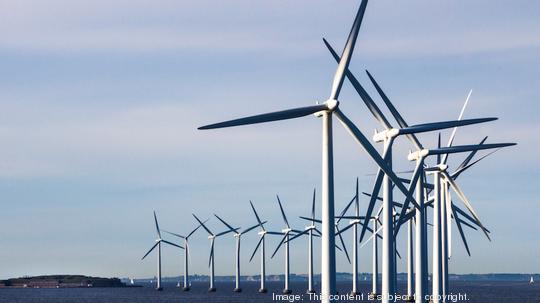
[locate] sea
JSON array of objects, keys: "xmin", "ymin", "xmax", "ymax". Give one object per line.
[{"xmin": 0, "ymin": 281, "xmax": 538, "ymax": 303}]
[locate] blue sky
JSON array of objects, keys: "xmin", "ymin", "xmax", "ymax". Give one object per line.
[{"xmin": 0, "ymin": 0, "xmax": 538, "ymax": 279}]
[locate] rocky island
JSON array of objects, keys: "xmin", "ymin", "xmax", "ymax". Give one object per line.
[{"xmin": 0, "ymin": 275, "xmax": 127, "ymax": 288}]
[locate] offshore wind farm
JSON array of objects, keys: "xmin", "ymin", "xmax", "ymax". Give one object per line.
[{"xmin": 0, "ymin": 0, "xmax": 539, "ymax": 303}]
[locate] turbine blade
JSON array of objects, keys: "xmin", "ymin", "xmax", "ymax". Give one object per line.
[
  {"xmin": 442, "ymin": 90, "xmax": 472, "ymax": 165},
  {"xmin": 153, "ymin": 211, "xmax": 161, "ymax": 239},
  {"xmin": 337, "ymin": 194, "xmax": 357, "ymax": 224},
  {"xmin": 299, "ymin": 216, "xmax": 322, "ymax": 224},
  {"xmin": 452, "ymin": 205, "xmax": 471, "ymax": 256},
  {"xmin": 335, "ymin": 225, "xmax": 351, "ymax": 264},
  {"xmin": 162, "ymin": 240, "xmax": 185, "ymax": 250},
  {"xmin": 312, "ymin": 188, "xmax": 316, "ymax": 221},
  {"xmin": 399, "ymin": 118, "xmax": 497, "ymax": 136},
  {"xmin": 323, "ymin": 38, "xmax": 391, "ymax": 129},
  {"xmin": 198, "ymin": 104, "xmax": 329, "ymax": 130},
  {"xmin": 162, "ymin": 229, "xmax": 185, "ymax": 239},
  {"xmin": 359, "ymin": 168, "xmax": 385, "ymax": 242},
  {"xmin": 428, "ymin": 143, "xmax": 516, "ymax": 156},
  {"xmin": 329, "ymin": 0, "xmax": 369, "ymax": 100},
  {"xmin": 141, "ymin": 242, "xmax": 159, "ymax": 260},
  {"xmin": 250, "ymin": 201, "xmax": 265, "ymax": 231},
  {"xmin": 366, "ymin": 70, "xmax": 422, "ymax": 150},
  {"xmin": 276, "ymin": 195, "xmax": 290, "ymax": 228},
  {"xmin": 271, "ymin": 235, "xmax": 288, "ymax": 259},
  {"xmin": 249, "ymin": 236, "xmax": 264, "ymax": 262}
]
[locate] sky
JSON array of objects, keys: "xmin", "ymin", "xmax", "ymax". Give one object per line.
[{"xmin": 0, "ymin": 0, "xmax": 538, "ymax": 279}]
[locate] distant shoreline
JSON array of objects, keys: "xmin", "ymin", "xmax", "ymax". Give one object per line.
[{"xmin": 127, "ymin": 273, "xmax": 539, "ymax": 283}]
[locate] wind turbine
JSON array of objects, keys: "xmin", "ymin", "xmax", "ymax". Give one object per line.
[
  {"xmin": 141, "ymin": 211, "xmax": 184, "ymax": 291},
  {"xmin": 214, "ymin": 214, "xmax": 265, "ymax": 292},
  {"xmin": 193, "ymin": 213, "xmax": 238, "ymax": 292},
  {"xmin": 248, "ymin": 201, "xmax": 274, "ymax": 293},
  {"xmin": 198, "ymin": 3, "xmax": 431, "ymax": 299},
  {"xmin": 270, "ymin": 195, "xmax": 302, "ymax": 294},
  {"xmin": 162, "ymin": 220, "xmax": 206, "ymax": 291}
]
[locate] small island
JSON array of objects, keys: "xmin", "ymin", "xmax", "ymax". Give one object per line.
[{"xmin": 0, "ymin": 275, "xmax": 127, "ymax": 288}]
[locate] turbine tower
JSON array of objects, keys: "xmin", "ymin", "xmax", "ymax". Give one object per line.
[{"xmin": 141, "ymin": 211, "xmax": 184, "ymax": 291}]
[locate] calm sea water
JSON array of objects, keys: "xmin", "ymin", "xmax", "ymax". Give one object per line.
[{"xmin": 0, "ymin": 281, "xmax": 538, "ymax": 303}]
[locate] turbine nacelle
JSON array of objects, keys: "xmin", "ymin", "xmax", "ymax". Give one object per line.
[
  {"xmin": 408, "ymin": 149, "xmax": 429, "ymax": 161},
  {"xmin": 425, "ymin": 164, "xmax": 448, "ymax": 174},
  {"xmin": 349, "ymin": 219, "xmax": 361, "ymax": 225},
  {"xmin": 373, "ymin": 128, "xmax": 400, "ymax": 142},
  {"xmin": 314, "ymin": 99, "xmax": 339, "ymax": 117}
]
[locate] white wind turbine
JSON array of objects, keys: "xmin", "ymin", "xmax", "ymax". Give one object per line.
[
  {"xmin": 248, "ymin": 200, "xmax": 272, "ymax": 293},
  {"xmin": 193, "ymin": 213, "xmax": 238, "ymax": 292},
  {"xmin": 270, "ymin": 195, "xmax": 303, "ymax": 294},
  {"xmin": 162, "ymin": 220, "xmax": 206, "ymax": 291},
  {"xmin": 214, "ymin": 214, "xmax": 266, "ymax": 292},
  {"xmin": 198, "ymin": 2, "xmax": 429, "ymax": 299},
  {"xmin": 141, "ymin": 211, "xmax": 184, "ymax": 291}
]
